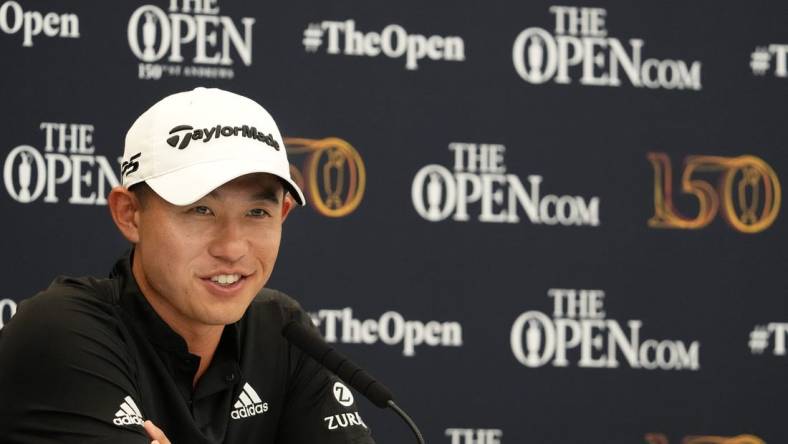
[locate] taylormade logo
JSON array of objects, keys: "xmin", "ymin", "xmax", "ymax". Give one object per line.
[{"xmin": 167, "ymin": 124, "xmax": 280, "ymax": 150}]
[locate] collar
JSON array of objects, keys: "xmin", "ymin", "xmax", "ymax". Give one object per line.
[{"xmin": 111, "ymin": 250, "xmax": 242, "ymax": 399}]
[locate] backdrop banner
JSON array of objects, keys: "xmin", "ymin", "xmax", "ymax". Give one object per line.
[{"xmin": 1, "ymin": 1, "xmax": 786, "ymax": 443}]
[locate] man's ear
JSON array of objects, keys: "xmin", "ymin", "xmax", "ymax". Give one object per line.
[
  {"xmin": 108, "ymin": 186, "xmax": 142, "ymax": 243},
  {"xmin": 280, "ymin": 193, "xmax": 295, "ymax": 222}
]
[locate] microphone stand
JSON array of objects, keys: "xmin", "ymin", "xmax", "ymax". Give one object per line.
[
  {"xmin": 387, "ymin": 400, "xmax": 425, "ymax": 444},
  {"xmin": 282, "ymin": 320, "xmax": 427, "ymax": 443}
]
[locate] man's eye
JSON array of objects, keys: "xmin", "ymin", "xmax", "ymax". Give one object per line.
[
  {"xmin": 248, "ymin": 208, "xmax": 270, "ymax": 218},
  {"xmin": 193, "ymin": 206, "xmax": 213, "ymax": 215}
]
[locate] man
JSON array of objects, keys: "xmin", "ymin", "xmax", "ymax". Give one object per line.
[{"xmin": 0, "ymin": 88, "xmax": 375, "ymax": 443}]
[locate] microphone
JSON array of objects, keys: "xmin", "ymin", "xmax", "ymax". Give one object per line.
[{"xmin": 282, "ymin": 320, "xmax": 425, "ymax": 444}]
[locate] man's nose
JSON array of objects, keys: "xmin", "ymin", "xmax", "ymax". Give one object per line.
[{"xmin": 208, "ymin": 220, "xmax": 248, "ymax": 263}]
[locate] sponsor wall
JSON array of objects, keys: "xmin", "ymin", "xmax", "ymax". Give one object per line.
[{"xmin": 1, "ymin": 1, "xmax": 786, "ymax": 442}]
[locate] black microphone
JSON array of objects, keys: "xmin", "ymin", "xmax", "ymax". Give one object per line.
[{"xmin": 282, "ymin": 320, "xmax": 425, "ymax": 444}]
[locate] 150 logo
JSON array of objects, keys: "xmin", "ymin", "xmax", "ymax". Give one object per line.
[
  {"xmin": 645, "ymin": 434, "xmax": 764, "ymax": 444},
  {"xmin": 647, "ymin": 153, "xmax": 781, "ymax": 233},
  {"xmin": 285, "ymin": 137, "xmax": 365, "ymax": 217}
]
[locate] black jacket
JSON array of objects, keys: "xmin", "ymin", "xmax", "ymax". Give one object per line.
[{"xmin": 0, "ymin": 254, "xmax": 375, "ymax": 443}]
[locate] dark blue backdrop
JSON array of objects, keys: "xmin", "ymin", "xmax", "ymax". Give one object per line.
[{"xmin": 1, "ymin": 1, "xmax": 786, "ymax": 443}]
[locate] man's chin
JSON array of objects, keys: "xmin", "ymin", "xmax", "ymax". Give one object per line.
[
  {"xmin": 202, "ymin": 305, "xmax": 248, "ymax": 325},
  {"xmin": 194, "ymin": 286, "xmax": 259, "ymax": 325},
  {"xmin": 197, "ymin": 315, "xmax": 243, "ymax": 327}
]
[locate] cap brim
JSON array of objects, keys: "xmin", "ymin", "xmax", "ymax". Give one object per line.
[{"xmin": 144, "ymin": 159, "xmax": 305, "ymax": 206}]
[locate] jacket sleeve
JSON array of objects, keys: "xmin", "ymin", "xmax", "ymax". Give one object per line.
[
  {"xmin": 274, "ymin": 303, "xmax": 376, "ymax": 444},
  {"xmin": 0, "ymin": 281, "xmax": 149, "ymax": 444}
]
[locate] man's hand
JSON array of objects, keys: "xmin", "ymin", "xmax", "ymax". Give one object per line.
[{"xmin": 144, "ymin": 420, "xmax": 171, "ymax": 444}]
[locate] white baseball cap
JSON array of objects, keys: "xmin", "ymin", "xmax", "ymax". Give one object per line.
[{"xmin": 121, "ymin": 87, "xmax": 305, "ymax": 206}]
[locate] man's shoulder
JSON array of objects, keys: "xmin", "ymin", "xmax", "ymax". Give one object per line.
[
  {"xmin": 4, "ymin": 274, "xmax": 121, "ymax": 337},
  {"xmin": 29, "ymin": 274, "xmax": 117, "ymax": 309},
  {"xmin": 0, "ymin": 274, "xmax": 142, "ymax": 439}
]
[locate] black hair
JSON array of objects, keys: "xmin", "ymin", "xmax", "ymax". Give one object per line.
[{"xmin": 128, "ymin": 182, "xmax": 153, "ymax": 208}]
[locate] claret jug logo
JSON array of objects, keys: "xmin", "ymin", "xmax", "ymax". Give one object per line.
[
  {"xmin": 512, "ymin": 6, "xmax": 702, "ymax": 90},
  {"xmin": 285, "ymin": 137, "xmax": 365, "ymax": 218},
  {"xmin": 647, "ymin": 152, "xmax": 781, "ymax": 233},
  {"xmin": 0, "ymin": 1, "xmax": 80, "ymax": 47},
  {"xmin": 412, "ymin": 142, "xmax": 600, "ymax": 225},
  {"xmin": 510, "ymin": 289, "xmax": 701, "ymax": 371},
  {"xmin": 128, "ymin": 0, "xmax": 255, "ymax": 80},
  {"xmin": 166, "ymin": 124, "xmax": 280, "ymax": 150},
  {"xmin": 3, "ymin": 122, "xmax": 120, "ymax": 205}
]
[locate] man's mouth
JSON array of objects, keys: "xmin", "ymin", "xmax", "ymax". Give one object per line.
[{"xmin": 209, "ymin": 274, "xmax": 243, "ymax": 286}]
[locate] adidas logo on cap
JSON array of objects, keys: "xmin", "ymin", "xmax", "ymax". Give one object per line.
[
  {"xmin": 113, "ymin": 395, "xmax": 144, "ymax": 426},
  {"xmin": 230, "ymin": 382, "xmax": 269, "ymax": 419}
]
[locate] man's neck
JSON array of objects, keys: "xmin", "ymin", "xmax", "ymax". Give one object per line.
[
  {"xmin": 178, "ymin": 326, "xmax": 222, "ymax": 387},
  {"xmin": 130, "ymin": 253, "xmax": 223, "ymax": 387}
]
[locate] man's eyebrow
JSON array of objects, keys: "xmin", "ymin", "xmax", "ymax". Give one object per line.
[
  {"xmin": 207, "ymin": 188, "xmax": 281, "ymax": 203},
  {"xmin": 251, "ymin": 189, "xmax": 280, "ymax": 203}
]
